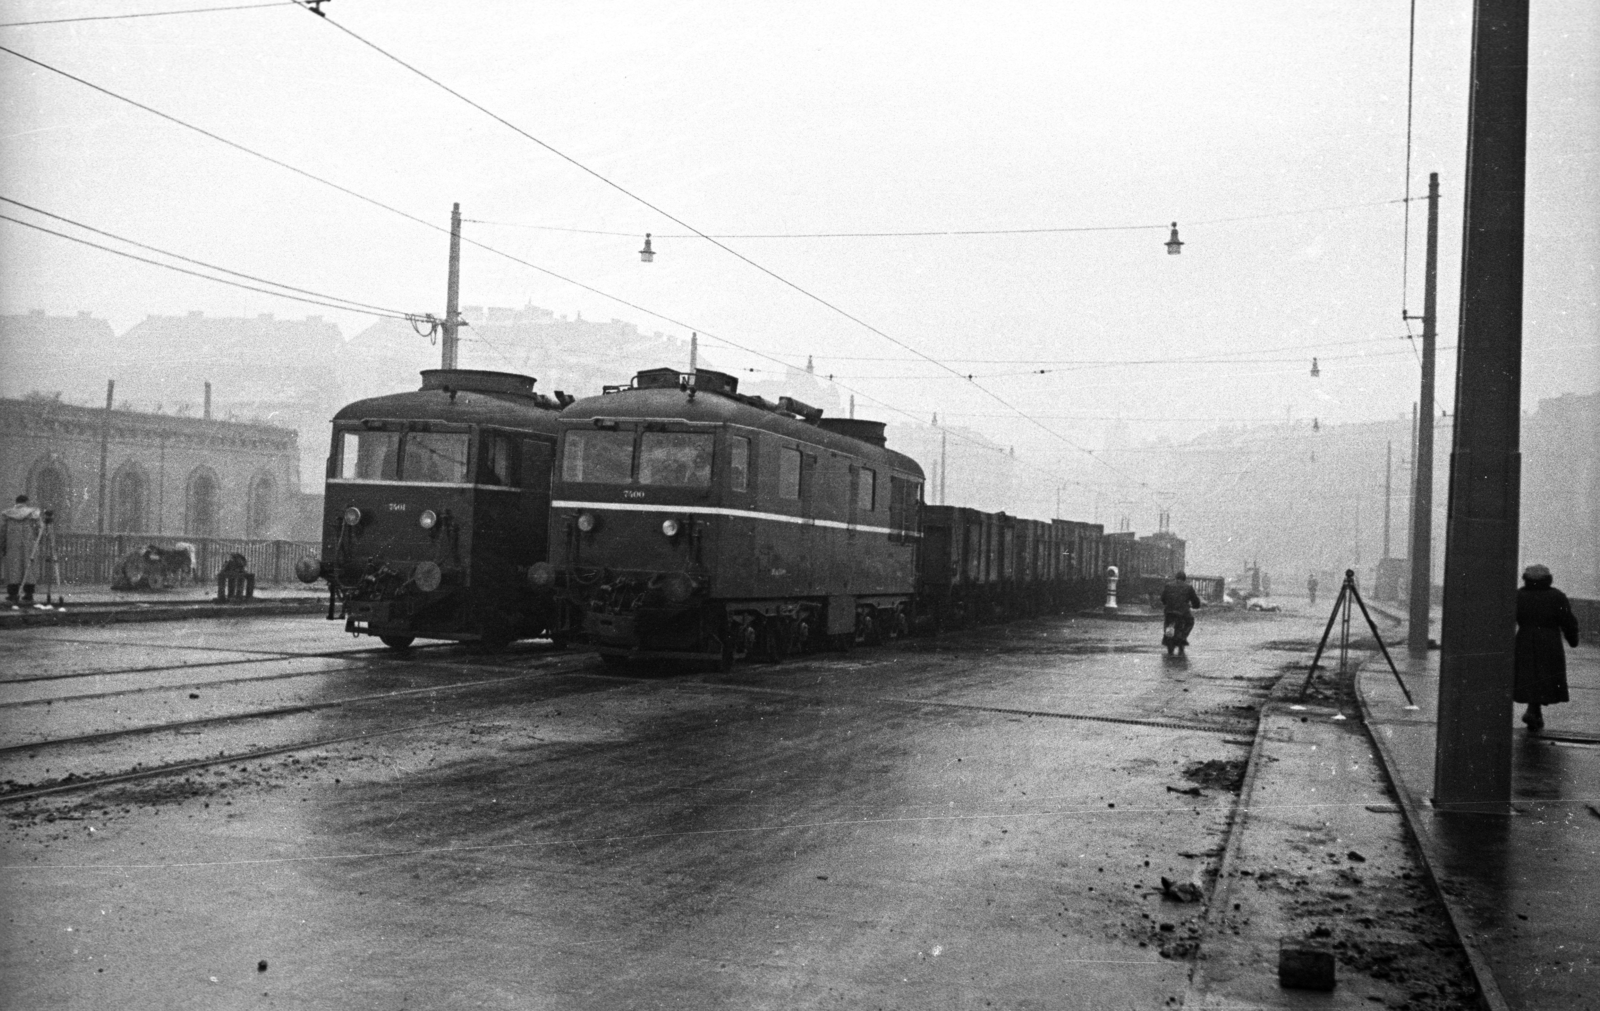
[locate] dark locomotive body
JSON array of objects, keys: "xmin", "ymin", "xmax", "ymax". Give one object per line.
[
  {"xmin": 305, "ymin": 369, "xmax": 566, "ymax": 649},
  {"xmin": 540, "ymin": 368, "xmax": 924, "ymax": 666}
]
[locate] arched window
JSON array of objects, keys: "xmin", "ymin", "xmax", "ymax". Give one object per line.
[
  {"xmin": 110, "ymin": 463, "xmax": 149, "ymax": 534},
  {"xmin": 246, "ymin": 473, "xmax": 274, "ymax": 538},
  {"xmin": 29, "ymin": 458, "xmax": 71, "ymax": 531},
  {"xmin": 186, "ymin": 467, "xmax": 220, "ymax": 538}
]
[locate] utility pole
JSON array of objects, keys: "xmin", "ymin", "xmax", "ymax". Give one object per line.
[
  {"xmin": 1435, "ymin": 0, "xmax": 1529, "ymax": 812},
  {"xmin": 96, "ymin": 379, "xmax": 113, "ymax": 534},
  {"xmin": 939, "ymin": 429, "xmax": 948, "ymax": 505},
  {"xmin": 1407, "ymin": 174, "xmax": 1442, "ymax": 652},
  {"xmin": 1383, "ymin": 441, "xmax": 1393, "ymax": 560},
  {"xmin": 441, "ymin": 202, "xmax": 462, "ymax": 370}
]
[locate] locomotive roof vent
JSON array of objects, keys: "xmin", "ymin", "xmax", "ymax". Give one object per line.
[
  {"xmin": 816, "ymin": 417, "xmax": 887, "ymax": 446},
  {"xmin": 632, "ymin": 367, "xmax": 740, "ymax": 398},
  {"xmin": 420, "ymin": 369, "xmax": 539, "ymax": 398}
]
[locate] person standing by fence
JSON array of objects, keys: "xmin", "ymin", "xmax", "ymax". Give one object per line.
[{"xmin": 2, "ymin": 494, "xmax": 43, "ymax": 608}]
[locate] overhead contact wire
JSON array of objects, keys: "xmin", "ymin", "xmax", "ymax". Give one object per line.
[{"xmin": 292, "ymin": 5, "xmax": 1166, "ymax": 504}]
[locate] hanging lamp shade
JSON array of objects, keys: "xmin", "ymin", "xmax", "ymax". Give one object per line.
[
  {"xmin": 1164, "ymin": 222, "xmax": 1184, "ymax": 255},
  {"xmin": 1311, "ymin": 357, "xmax": 1320, "ymax": 377},
  {"xmin": 639, "ymin": 233, "xmax": 655, "ymax": 263}
]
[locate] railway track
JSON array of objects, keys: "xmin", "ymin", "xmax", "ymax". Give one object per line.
[{"xmin": 2, "ymin": 625, "xmax": 1264, "ymax": 807}]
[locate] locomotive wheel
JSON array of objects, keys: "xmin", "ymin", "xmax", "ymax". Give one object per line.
[{"xmin": 379, "ymin": 635, "xmax": 415, "ymax": 651}]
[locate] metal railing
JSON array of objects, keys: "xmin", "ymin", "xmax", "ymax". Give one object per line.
[{"xmin": 40, "ymin": 533, "xmax": 320, "ymax": 586}]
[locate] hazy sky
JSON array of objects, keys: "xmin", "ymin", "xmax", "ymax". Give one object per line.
[{"xmin": 3, "ymin": 1, "xmax": 1596, "ymax": 475}]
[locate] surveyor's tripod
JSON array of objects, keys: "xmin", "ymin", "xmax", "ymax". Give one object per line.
[{"xmin": 1296, "ymin": 569, "xmax": 1416, "ymax": 708}]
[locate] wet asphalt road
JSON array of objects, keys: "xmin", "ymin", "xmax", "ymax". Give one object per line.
[{"xmin": 1, "ymin": 610, "xmax": 1313, "ymax": 1010}]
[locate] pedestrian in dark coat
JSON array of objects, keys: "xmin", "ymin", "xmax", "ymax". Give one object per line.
[
  {"xmin": 1160, "ymin": 571, "xmax": 1203, "ymax": 655},
  {"xmin": 1513, "ymin": 564, "xmax": 1580, "ymax": 730}
]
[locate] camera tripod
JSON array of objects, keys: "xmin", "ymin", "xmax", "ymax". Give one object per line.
[
  {"xmin": 1296, "ymin": 568, "xmax": 1416, "ymax": 710},
  {"xmin": 21, "ymin": 512, "xmax": 65, "ymax": 610}
]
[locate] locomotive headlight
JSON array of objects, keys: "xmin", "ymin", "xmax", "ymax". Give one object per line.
[
  {"xmin": 342, "ymin": 506, "xmax": 363, "ymax": 527},
  {"xmin": 661, "ymin": 518, "xmax": 680, "ymax": 538},
  {"xmin": 418, "ymin": 509, "xmax": 438, "ymax": 530},
  {"xmin": 577, "ymin": 511, "xmax": 597, "ymax": 533},
  {"xmin": 527, "ymin": 561, "xmax": 556, "ymax": 588}
]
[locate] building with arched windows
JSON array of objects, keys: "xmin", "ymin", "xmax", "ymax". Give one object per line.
[{"xmin": 0, "ymin": 395, "xmax": 314, "ymax": 541}]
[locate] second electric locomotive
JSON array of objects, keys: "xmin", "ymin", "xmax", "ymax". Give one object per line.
[{"xmin": 533, "ymin": 368, "xmax": 925, "ymax": 667}]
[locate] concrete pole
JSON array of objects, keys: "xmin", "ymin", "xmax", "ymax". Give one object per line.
[
  {"xmin": 1435, "ymin": 0, "xmax": 1529, "ymax": 812},
  {"xmin": 203, "ymin": 381, "xmax": 212, "ymax": 421},
  {"xmin": 939, "ymin": 429, "xmax": 947, "ymax": 505},
  {"xmin": 96, "ymin": 379, "xmax": 113, "ymax": 534},
  {"xmin": 689, "ymin": 332, "xmax": 697, "ymax": 374},
  {"xmin": 442, "ymin": 202, "xmax": 461, "ymax": 370},
  {"xmin": 1383, "ymin": 441, "xmax": 1393, "ymax": 560},
  {"xmin": 1408, "ymin": 175, "xmax": 1441, "ymax": 652}
]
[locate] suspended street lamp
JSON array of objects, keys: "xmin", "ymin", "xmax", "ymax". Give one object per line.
[
  {"xmin": 1311, "ymin": 357, "xmax": 1321, "ymax": 377},
  {"xmin": 1165, "ymin": 222, "xmax": 1184, "ymax": 255},
  {"xmin": 639, "ymin": 233, "xmax": 655, "ymax": 263}
]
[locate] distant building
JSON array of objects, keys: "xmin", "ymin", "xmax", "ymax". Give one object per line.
[
  {"xmin": 0, "ymin": 310, "xmax": 117, "ymax": 400},
  {"xmin": 0, "ymin": 310, "xmax": 342, "ymax": 484},
  {"xmin": 0, "ymin": 396, "xmax": 313, "ymax": 541}
]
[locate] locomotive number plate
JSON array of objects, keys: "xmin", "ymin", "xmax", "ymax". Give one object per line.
[
  {"xmin": 623, "ymin": 490, "xmax": 646, "ymax": 499},
  {"xmin": 387, "ymin": 502, "xmax": 408, "ymax": 511}
]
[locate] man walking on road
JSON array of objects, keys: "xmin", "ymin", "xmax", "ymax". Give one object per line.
[
  {"xmin": 1307, "ymin": 572, "xmax": 1319, "ymax": 608},
  {"xmin": 1161, "ymin": 570, "xmax": 1204, "ymax": 656}
]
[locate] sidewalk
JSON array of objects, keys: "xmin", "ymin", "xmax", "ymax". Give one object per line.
[
  {"xmin": 0, "ymin": 584, "xmax": 324, "ymax": 629},
  {"xmin": 1359, "ymin": 637, "xmax": 1600, "ymax": 1010}
]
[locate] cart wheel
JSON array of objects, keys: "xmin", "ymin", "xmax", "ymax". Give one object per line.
[{"xmin": 379, "ymin": 635, "xmax": 414, "ymax": 651}]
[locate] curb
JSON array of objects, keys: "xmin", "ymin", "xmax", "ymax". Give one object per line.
[
  {"xmin": 0, "ymin": 598, "xmax": 326, "ymax": 629},
  {"xmin": 1181, "ymin": 688, "xmax": 1275, "ymax": 1005},
  {"xmin": 1354, "ymin": 669, "xmax": 1511, "ymax": 1011}
]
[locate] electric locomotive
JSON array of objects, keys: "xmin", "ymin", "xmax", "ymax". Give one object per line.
[
  {"xmin": 533, "ymin": 368, "xmax": 924, "ymax": 667},
  {"xmin": 297, "ymin": 369, "xmax": 570, "ymax": 650}
]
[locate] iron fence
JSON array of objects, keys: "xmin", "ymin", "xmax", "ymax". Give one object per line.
[{"xmin": 41, "ymin": 533, "xmax": 321, "ymax": 586}]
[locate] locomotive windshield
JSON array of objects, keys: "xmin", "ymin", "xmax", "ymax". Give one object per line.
[
  {"xmin": 638, "ymin": 432, "xmax": 713, "ymax": 488},
  {"xmin": 402, "ymin": 433, "xmax": 469, "ymax": 483},
  {"xmin": 562, "ymin": 430, "xmax": 634, "ymax": 484},
  {"xmin": 339, "ymin": 431, "xmax": 399, "ymax": 480},
  {"xmin": 335, "ymin": 429, "xmax": 469, "ymax": 483}
]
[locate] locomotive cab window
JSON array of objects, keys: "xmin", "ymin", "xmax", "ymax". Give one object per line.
[
  {"xmin": 338, "ymin": 430, "xmax": 399, "ymax": 481},
  {"xmin": 480, "ymin": 431, "xmax": 522, "ymax": 486},
  {"xmin": 639, "ymin": 432, "xmax": 713, "ymax": 488},
  {"xmin": 402, "ymin": 432, "xmax": 470, "ymax": 483},
  {"xmin": 778, "ymin": 446, "xmax": 802, "ymax": 500},
  {"xmin": 729, "ymin": 435, "xmax": 750, "ymax": 492},
  {"xmin": 562, "ymin": 429, "xmax": 635, "ymax": 484}
]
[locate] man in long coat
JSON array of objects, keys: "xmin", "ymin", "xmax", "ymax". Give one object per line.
[
  {"xmin": 1514, "ymin": 563, "xmax": 1581, "ymax": 730},
  {"xmin": 1, "ymin": 494, "xmax": 43, "ymax": 607}
]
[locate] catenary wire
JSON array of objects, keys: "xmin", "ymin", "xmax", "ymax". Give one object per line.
[
  {"xmin": 288, "ymin": 4, "xmax": 1170, "ymax": 504},
  {"xmin": 0, "ymin": 195, "xmax": 413, "ymax": 318},
  {"xmin": 462, "ymin": 220, "xmax": 1170, "ymax": 238},
  {"xmin": 0, "ymin": 45, "xmax": 1125, "ymax": 497},
  {"xmin": 0, "ymin": 2, "xmax": 292, "ymax": 29},
  {"xmin": 0, "ymin": 213, "xmax": 415, "ymax": 320}
]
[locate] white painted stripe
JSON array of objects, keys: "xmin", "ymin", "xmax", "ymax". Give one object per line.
[
  {"xmin": 552, "ymin": 499, "xmax": 920, "ymax": 539},
  {"xmin": 328, "ymin": 479, "xmax": 521, "ymax": 492}
]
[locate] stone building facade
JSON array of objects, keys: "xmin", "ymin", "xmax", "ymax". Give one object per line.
[{"xmin": 0, "ymin": 396, "xmax": 306, "ymax": 540}]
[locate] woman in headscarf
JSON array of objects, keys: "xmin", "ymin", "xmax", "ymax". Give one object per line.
[{"xmin": 1514, "ymin": 564, "xmax": 1581, "ymax": 730}]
